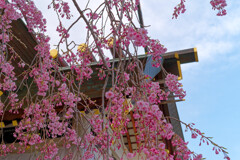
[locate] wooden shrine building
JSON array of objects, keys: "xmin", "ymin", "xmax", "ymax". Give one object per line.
[{"xmin": 0, "ymin": 18, "xmax": 198, "ymax": 159}]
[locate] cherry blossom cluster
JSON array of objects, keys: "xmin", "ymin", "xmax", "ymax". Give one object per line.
[
  {"xmin": 107, "ymin": 87, "xmax": 175, "ymax": 159},
  {"xmin": 40, "ymin": 143, "xmax": 59, "ymax": 159},
  {"xmin": 0, "ymin": 1, "xmax": 21, "ymax": 115},
  {"xmin": 66, "ymin": 49, "xmax": 93, "ymax": 82},
  {"xmin": 86, "ymin": 12, "xmax": 100, "ymax": 20},
  {"xmin": 105, "ymin": 88, "xmax": 129, "ymax": 136},
  {"xmin": 106, "ymin": 79, "xmax": 191, "ymax": 159},
  {"xmin": 173, "ymin": 0, "xmax": 227, "ymax": 19},
  {"xmin": 183, "ymin": 122, "xmax": 230, "ymax": 160},
  {"xmin": 56, "ymin": 24, "xmax": 70, "ymax": 39},
  {"xmin": 124, "ymin": 26, "xmax": 167, "ymax": 67},
  {"xmin": 210, "ymin": 0, "xmax": 227, "ymax": 16},
  {"xmin": 145, "ymin": 81, "xmax": 170, "ymax": 104},
  {"xmin": 12, "ymin": 0, "xmax": 47, "ymax": 32},
  {"xmin": 108, "ymin": 0, "xmax": 140, "ymax": 12},
  {"xmin": 172, "ymin": 135, "xmax": 203, "ymax": 160},
  {"xmin": 130, "ymin": 100, "xmax": 174, "ymax": 159},
  {"xmin": 0, "ymin": 0, "xmax": 79, "ymax": 157},
  {"xmin": 172, "ymin": 0, "xmax": 186, "ymax": 19},
  {"xmin": 49, "ymin": 0, "xmax": 72, "ymax": 19},
  {"xmin": 0, "ymin": 1, "xmax": 21, "ymax": 30},
  {"xmin": 97, "ymin": 57, "xmax": 111, "ymax": 80},
  {"xmin": 0, "ymin": 144, "xmax": 16, "ymax": 156},
  {"xmin": 165, "ymin": 74, "xmax": 186, "ymax": 99}
]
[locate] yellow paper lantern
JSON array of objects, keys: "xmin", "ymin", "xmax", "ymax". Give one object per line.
[
  {"xmin": 107, "ymin": 37, "xmax": 114, "ymax": 48},
  {"xmin": 0, "ymin": 91, "xmax": 3, "ymax": 96},
  {"xmin": 165, "ymin": 149, "xmax": 170, "ymax": 154},
  {"xmin": 93, "ymin": 109, "xmax": 100, "ymax": 115},
  {"xmin": 112, "ymin": 140, "xmax": 115, "ymax": 145},
  {"xmin": 12, "ymin": 120, "xmax": 18, "ymax": 126},
  {"xmin": 123, "ymin": 98, "xmax": 134, "ymax": 114},
  {"xmin": 78, "ymin": 43, "xmax": 88, "ymax": 53},
  {"xmin": 0, "ymin": 122, "xmax": 5, "ymax": 128},
  {"xmin": 50, "ymin": 49, "xmax": 58, "ymax": 59},
  {"xmin": 80, "ymin": 111, "xmax": 85, "ymax": 116}
]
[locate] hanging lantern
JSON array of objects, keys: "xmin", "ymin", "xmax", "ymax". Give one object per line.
[
  {"xmin": 77, "ymin": 43, "xmax": 88, "ymax": 53},
  {"xmin": 107, "ymin": 37, "xmax": 114, "ymax": 48},
  {"xmin": 107, "ymin": 37, "xmax": 123, "ymax": 58},
  {"xmin": 50, "ymin": 49, "xmax": 58, "ymax": 59},
  {"xmin": 123, "ymin": 98, "xmax": 134, "ymax": 114}
]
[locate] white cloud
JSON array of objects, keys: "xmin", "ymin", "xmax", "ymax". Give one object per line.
[
  {"xmin": 141, "ymin": 0, "xmax": 240, "ymax": 65},
  {"xmin": 197, "ymin": 41, "xmax": 233, "ymax": 60}
]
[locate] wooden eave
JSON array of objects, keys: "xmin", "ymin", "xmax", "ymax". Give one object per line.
[
  {"xmin": 7, "ymin": 19, "xmax": 38, "ymax": 77},
  {"xmin": 58, "ymin": 47, "xmax": 198, "ymax": 98},
  {"xmin": 59, "ymin": 47, "xmax": 198, "ymax": 72},
  {"xmin": 163, "ymin": 47, "xmax": 198, "ymax": 64},
  {"xmin": 5, "ymin": 18, "xmax": 68, "ymax": 77}
]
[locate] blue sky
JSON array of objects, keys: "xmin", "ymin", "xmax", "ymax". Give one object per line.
[
  {"xmin": 141, "ymin": 0, "xmax": 240, "ymax": 159},
  {"xmin": 35, "ymin": 0, "xmax": 240, "ymax": 159}
]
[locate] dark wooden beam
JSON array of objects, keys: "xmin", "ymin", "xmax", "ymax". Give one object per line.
[
  {"xmin": 163, "ymin": 48, "xmax": 198, "ymax": 64},
  {"xmin": 130, "ymin": 111, "xmax": 139, "ymax": 148},
  {"xmin": 125, "ymin": 126, "xmax": 133, "ymax": 153},
  {"xmin": 159, "ymin": 99, "xmax": 185, "ymax": 105}
]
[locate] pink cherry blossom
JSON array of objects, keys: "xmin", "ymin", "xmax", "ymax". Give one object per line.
[{"xmin": 105, "ymin": 91, "xmax": 115, "ymax": 99}]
